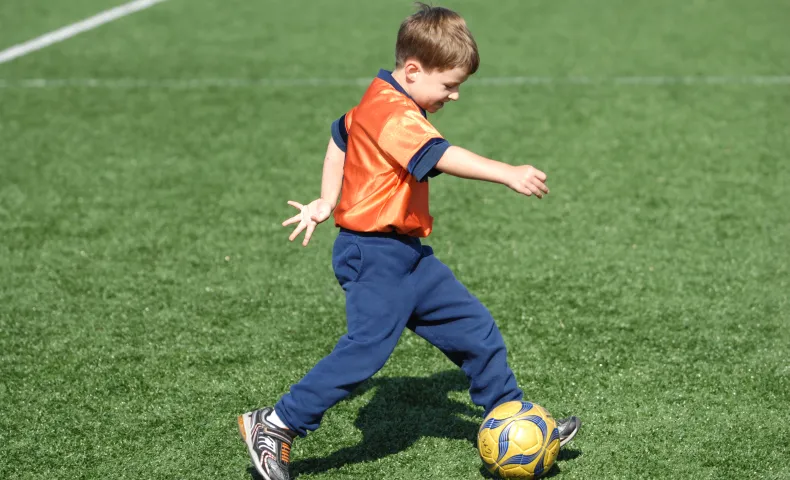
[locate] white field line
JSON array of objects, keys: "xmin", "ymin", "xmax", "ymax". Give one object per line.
[
  {"xmin": 0, "ymin": 76, "xmax": 788, "ymax": 89},
  {"xmin": 0, "ymin": 0, "xmax": 169, "ymax": 65}
]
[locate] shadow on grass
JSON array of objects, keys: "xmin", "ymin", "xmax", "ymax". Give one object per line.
[
  {"xmin": 291, "ymin": 370, "xmax": 481, "ymax": 477},
  {"xmin": 248, "ymin": 370, "xmax": 583, "ymax": 479}
]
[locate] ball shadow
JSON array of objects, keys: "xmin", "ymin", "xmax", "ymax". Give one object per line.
[{"xmin": 478, "ymin": 446, "xmax": 583, "ymax": 479}]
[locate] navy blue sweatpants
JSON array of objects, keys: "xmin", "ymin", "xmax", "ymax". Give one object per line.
[{"xmin": 275, "ymin": 229, "xmax": 523, "ymax": 436}]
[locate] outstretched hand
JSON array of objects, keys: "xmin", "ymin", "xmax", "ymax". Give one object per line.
[
  {"xmin": 506, "ymin": 165, "xmax": 549, "ymax": 199},
  {"xmin": 282, "ymin": 198, "xmax": 333, "ymax": 246}
]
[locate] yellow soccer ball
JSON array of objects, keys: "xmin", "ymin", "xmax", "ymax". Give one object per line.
[{"xmin": 477, "ymin": 401, "xmax": 560, "ymax": 479}]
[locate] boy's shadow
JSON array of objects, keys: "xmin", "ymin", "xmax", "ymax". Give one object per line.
[
  {"xmin": 291, "ymin": 370, "xmax": 481, "ymax": 477},
  {"xmin": 247, "ymin": 370, "xmax": 584, "ymax": 478}
]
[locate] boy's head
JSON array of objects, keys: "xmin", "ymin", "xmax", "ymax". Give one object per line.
[{"xmin": 393, "ymin": 3, "xmax": 479, "ymax": 113}]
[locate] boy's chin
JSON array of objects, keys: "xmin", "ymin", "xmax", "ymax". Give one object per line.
[{"xmin": 424, "ymin": 103, "xmax": 444, "ymax": 113}]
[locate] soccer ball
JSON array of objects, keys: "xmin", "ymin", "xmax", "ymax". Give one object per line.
[{"xmin": 477, "ymin": 401, "xmax": 560, "ymax": 479}]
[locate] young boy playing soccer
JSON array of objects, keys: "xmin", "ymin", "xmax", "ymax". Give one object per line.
[{"xmin": 238, "ymin": 4, "xmax": 580, "ymax": 479}]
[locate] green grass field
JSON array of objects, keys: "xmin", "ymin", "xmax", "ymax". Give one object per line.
[{"xmin": 1, "ymin": 0, "xmax": 789, "ymax": 478}]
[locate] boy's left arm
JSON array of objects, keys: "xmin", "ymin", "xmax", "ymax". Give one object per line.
[{"xmin": 282, "ymin": 137, "xmax": 345, "ymax": 246}]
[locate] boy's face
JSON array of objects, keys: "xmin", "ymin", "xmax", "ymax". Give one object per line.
[{"xmin": 404, "ymin": 63, "xmax": 470, "ymax": 113}]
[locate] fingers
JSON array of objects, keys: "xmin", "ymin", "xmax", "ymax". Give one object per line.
[
  {"xmin": 283, "ymin": 201, "xmax": 306, "ymax": 225},
  {"xmin": 532, "ymin": 168, "xmax": 547, "ymax": 182},
  {"xmin": 302, "ymin": 222, "xmax": 316, "ymax": 246},
  {"xmin": 282, "ymin": 213, "xmax": 302, "ymax": 226},
  {"xmin": 288, "ymin": 222, "xmax": 307, "ymax": 242},
  {"xmin": 518, "ymin": 167, "xmax": 549, "ymax": 198},
  {"xmin": 518, "ymin": 181, "xmax": 544, "ymax": 198},
  {"xmin": 283, "ymin": 200, "xmax": 325, "ymax": 246},
  {"xmin": 532, "ymin": 179, "xmax": 549, "ymax": 195}
]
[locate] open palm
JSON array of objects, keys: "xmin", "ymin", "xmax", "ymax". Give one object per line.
[{"xmin": 281, "ymin": 199, "xmax": 333, "ymax": 246}]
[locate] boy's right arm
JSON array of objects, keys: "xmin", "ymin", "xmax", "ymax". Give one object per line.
[
  {"xmin": 318, "ymin": 136, "xmax": 346, "ymax": 211},
  {"xmin": 282, "ymin": 137, "xmax": 345, "ymax": 246},
  {"xmin": 435, "ymin": 146, "xmax": 549, "ymax": 198}
]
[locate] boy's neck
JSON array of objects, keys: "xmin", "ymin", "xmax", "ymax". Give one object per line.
[{"xmin": 390, "ymin": 69, "xmax": 412, "ymax": 97}]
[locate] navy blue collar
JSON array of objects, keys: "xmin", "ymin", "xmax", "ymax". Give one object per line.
[{"xmin": 377, "ymin": 69, "xmax": 427, "ymax": 118}]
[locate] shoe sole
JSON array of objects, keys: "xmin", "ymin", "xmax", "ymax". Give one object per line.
[
  {"xmin": 559, "ymin": 417, "xmax": 581, "ymax": 447},
  {"xmin": 237, "ymin": 414, "xmax": 248, "ymax": 441},
  {"xmin": 238, "ymin": 413, "xmax": 274, "ymax": 480}
]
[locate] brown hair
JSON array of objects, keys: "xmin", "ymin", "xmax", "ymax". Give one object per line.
[{"xmin": 395, "ymin": 3, "xmax": 480, "ymax": 74}]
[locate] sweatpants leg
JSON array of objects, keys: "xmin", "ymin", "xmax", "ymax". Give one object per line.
[
  {"xmin": 275, "ymin": 232, "xmax": 420, "ymax": 436},
  {"xmin": 407, "ymin": 247, "xmax": 522, "ymax": 415}
]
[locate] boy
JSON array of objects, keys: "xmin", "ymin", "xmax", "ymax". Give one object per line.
[{"xmin": 238, "ymin": 4, "xmax": 580, "ymax": 479}]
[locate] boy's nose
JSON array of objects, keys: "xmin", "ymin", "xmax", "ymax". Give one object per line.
[{"xmin": 448, "ymin": 92, "xmax": 460, "ymax": 101}]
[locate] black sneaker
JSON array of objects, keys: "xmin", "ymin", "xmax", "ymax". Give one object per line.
[
  {"xmin": 556, "ymin": 416, "xmax": 581, "ymax": 447},
  {"xmin": 238, "ymin": 407, "xmax": 296, "ymax": 480}
]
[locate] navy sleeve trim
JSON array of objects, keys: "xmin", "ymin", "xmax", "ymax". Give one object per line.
[
  {"xmin": 426, "ymin": 166, "xmax": 443, "ymax": 179},
  {"xmin": 330, "ymin": 114, "xmax": 348, "ymax": 152},
  {"xmin": 407, "ymin": 138, "xmax": 450, "ymax": 182}
]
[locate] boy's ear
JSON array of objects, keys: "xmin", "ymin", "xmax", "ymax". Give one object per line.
[{"xmin": 404, "ymin": 60, "xmax": 423, "ymax": 82}]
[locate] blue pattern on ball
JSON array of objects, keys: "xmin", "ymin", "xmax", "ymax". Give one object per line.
[
  {"xmin": 517, "ymin": 401, "xmax": 534, "ymax": 416},
  {"xmin": 480, "ymin": 417, "xmax": 509, "ymax": 431},
  {"xmin": 548, "ymin": 427, "xmax": 559, "ymax": 446},
  {"xmin": 523, "ymin": 415, "xmax": 548, "ymax": 440},
  {"xmin": 483, "ymin": 402, "xmax": 557, "ymax": 475},
  {"xmin": 501, "ymin": 450, "xmax": 542, "ymax": 466},
  {"xmin": 534, "ymin": 454, "xmax": 545, "ymax": 477},
  {"xmin": 497, "ymin": 421, "xmax": 515, "ymax": 462}
]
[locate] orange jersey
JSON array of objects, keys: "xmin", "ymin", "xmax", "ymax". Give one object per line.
[{"xmin": 331, "ymin": 70, "xmax": 450, "ymax": 237}]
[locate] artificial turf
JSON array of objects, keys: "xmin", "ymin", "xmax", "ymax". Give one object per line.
[{"xmin": 1, "ymin": 0, "xmax": 788, "ymax": 478}]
